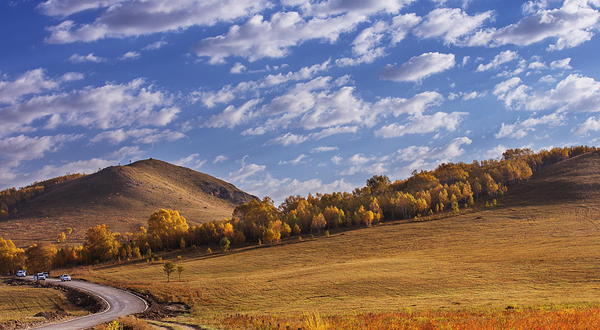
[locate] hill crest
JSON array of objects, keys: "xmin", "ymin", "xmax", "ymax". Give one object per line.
[{"xmin": 0, "ymin": 158, "xmax": 258, "ymax": 247}]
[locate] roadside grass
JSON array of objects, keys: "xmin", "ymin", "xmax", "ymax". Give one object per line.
[{"xmin": 0, "ymin": 281, "xmax": 87, "ymax": 326}]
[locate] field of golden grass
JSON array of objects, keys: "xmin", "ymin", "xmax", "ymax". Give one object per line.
[
  {"xmin": 0, "ymin": 281, "xmax": 87, "ymax": 327},
  {"xmin": 58, "ymin": 153, "xmax": 600, "ymax": 327}
]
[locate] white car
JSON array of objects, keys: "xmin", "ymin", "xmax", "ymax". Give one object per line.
[
  {"xmin": 60, "ymin": 274, "xmax": 71, "ymax": 281},
  {"xmin": 16, "ymin": 270, "xmax": 26, "ymax": 277},
  {"xmin": 34, "ymin": 273, "xmax": 46, "ymax": 281}
]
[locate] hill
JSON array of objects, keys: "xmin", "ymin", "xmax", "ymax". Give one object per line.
[
  {"xmin": 0, "ymin": 159, "xmax": 258, "ymax": 247},
  {"xmin": 76, "ymin": 151, "xmax": 600, "ymax": 325}
]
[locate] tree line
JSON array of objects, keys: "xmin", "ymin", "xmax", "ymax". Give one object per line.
[{"xmin": 0, "ymin": 146, "xmax": 596, "ymax": 273}]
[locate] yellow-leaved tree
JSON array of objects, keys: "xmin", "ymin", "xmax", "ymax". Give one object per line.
[
  {"xmin": 147, "ymin": 209, "xmax": 189, "ymax": 250},
  {"xmin": 84, "ymin": 224, "xmax": 120, "ymax": 263},
  {"xmin": 0, "ymin": 237, "xmax": 24, "ymax": 273}
]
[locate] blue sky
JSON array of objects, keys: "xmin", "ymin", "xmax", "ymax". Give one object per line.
[{"xmin": 1, "ymin": 0, "xmax": 600, "ymax": 203}]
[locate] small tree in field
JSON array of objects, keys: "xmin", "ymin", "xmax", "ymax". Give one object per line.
[
  {"xmin": 220, "ymin": 237, "xmax": 230, "ymax": 252},
  {"xmin": 176, "ymin": 265, "xmax": 185, "ymax": 281},
  {"xmin": 163, "ymin": 261, "xmax": 176, "ymax": 282}
]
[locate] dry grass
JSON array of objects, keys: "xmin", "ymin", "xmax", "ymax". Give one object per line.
[
  {"xmin": 44, "ymin": 153, "xmax": 600, "ymax": 327},
  {"xmin": 0, "ymin": 281, "xmax": 87, "ymax": 326}
]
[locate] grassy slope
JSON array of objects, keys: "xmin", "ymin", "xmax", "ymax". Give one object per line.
[
  {"xmin": 0, "ymin": 282, "xmax": 87, "ymax": 325},
  {"xmin": 0, "ymin": 159, "xmax": 257, "ymax": 247},
  {"xmin": 74, "ymin": 152, "xmax": 600, "ymax": 316}
]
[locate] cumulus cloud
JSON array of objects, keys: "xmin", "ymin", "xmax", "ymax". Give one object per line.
[
  {"xmin": 484, "ymin": 144, "xmax": 508, "ymax": 159},
  {"xmin": 265, "ymin": 133, "xmax": 309, "ymax": 146},
  {"xmin": 119, "ymin": 51, "xmax": 141, "ymax": 61},
  {"xmin": 0, "ymin": 69, "xmax": 60, "ymax": 104},
  {"xmin": 204, "ymin": 99, "xmax": 261, "ymax": 129},
  {"xmin": 0, "ymin": 134, "xmax": 83, "ymax": 168},
  {"xmin": 572, "ymin": 116, "xmax": 600, "ymax": 135},
  {"xmin": 394, "ymin": 137, "xmax": 472, "ymax": 177},
  {"xmin": 44, "ymin": 0, "xmax": 271, "ymax": 43},
  {"xmin": 194, "ymin": 12, "xmax": 364, "ymax": 63},
  {"xmin": 239, "ymin": 173, "xmax": 355, "ymax": 204},
  {"xmin": 375, "ymin": 111, "xmax": 468, "ymax": 138},
  {"xmin": 472, "ymin": 0, "xmax": 600, "ymax": 50},
  {"xmin": 230, "ymin": 62, "xmax": 247, "ymax": 74},
  {"xmin": 0, "ymin": 78, "xmax": 179, "ymax": 137},
  {"xmin": 372, "ymin": 91, "xmax": 443, "ymax": 116},
  {"xmin": 173, "ymin": 153, "xmax": 206, "ymax": 169},
  {"xmin": 227, "ymin": 160, "xmax": 266, "ymax": 183},
  {"xmin": 550, "ymin": 57, "xmax": 572, "ymax": 70},
  {"xmin": 143, "ymin": 40, "xmax": 168, "ymax": 50},
  {"xmin": 379, "ymin": 52, "xmax": 455, "ymax": 82},
  {"xmin": 526, "ymin": 74, "xmax": 600, "ymax": 112},
  {"xmin": 413, "ymin": 8, "xmax": 493, "ymax": 45},
  {"xmin": 495, "ymin": 112, "xmax": 565, "ymax": 139},
  {"xmin": 69, "ymin": 53, "xmax": 106, "ymax": 63},
  {"xmin": 476, "ymin": 50, "xmax": 519, "ymax": 72}
]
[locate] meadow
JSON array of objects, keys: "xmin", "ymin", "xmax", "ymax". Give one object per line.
[{"xmin": 0, "ymin": 282, "xmax": 87, "ymax": 328}]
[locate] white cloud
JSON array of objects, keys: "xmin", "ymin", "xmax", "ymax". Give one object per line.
[
  {"xmin": 484, "ymin": 144, "xmax": 508, "ymax": 159},
  {"xmin": 310, "ymin": 126, "xmax": 359, "ymax": 140},
  {"xmin": 105, "ymin": 146, "xmax": 144, "ymax": 161},
  {"xmin": 375, "ymin": 111, "xmax": 467, "ymax": 138},
  {"xmin": 413, "ymin": 8, "xmax": 493, "ymax": 45},
  {"xmin": 526, "ymin": 74, "xmax": 600, "ymax": 112},
  {"xmin": 0, "ymin": 69, "xmax": 60, "ymax": 104},
  {"xmin": 69, "ymin": 53, "xmax": 106, "ymax": 63},
  {"xmin": 550, "ymin": 57, "xmax": 572, "ymax": 70},
  {"xmin": 0, "ymin": 78, "xmax": 179, "ymax": 137},
  {"xmin": 143, "ymin": 40, "xmax": 168, "ymax": 50},
  {"xmin": 393, "ymin": 137, "xmax": 472, "ymax": 177},
  {"xmin": 372, "ymin": 91, "xmax": 443, "ymax": 116},
  {"xmin": 204, "ymin": 99, "xmax": 262, "ymax": 129},
  {"xmin": 476, "ymin": 50, "xmax": 519, "ymax": 72},
  {"xmin": 173, "ymin": 153, "xmax": 206, "ymax": 169},
  {"xmin": 230, "ymin": 62, "xmax": 247, "ymax": 74},
  {"xmin": 311, "ymin": 146, "xmax": 338, "ymax": 153},
  {"xmin": 44, "ymin": 0, "xmax": 271, "ymax": 43},
  {"xmin": 278, "ymin": 154, "xmax": 308, "ymax": 165},
  {"xmin": 213, "ymin": 155, "xmax": 228, "ymax": 164},
  {"xmin": 475, "ymin": 1, "xmax": 600, "ymax": 50},
  {"xmin": 300, "ymin": 0, "xmax": 414, "ymax": 17},
  {"xmin": 90, "ymin": 128, "xmax": 185, "ymax": 145},
  {"xmin": 265, "ymin": 132, "xmax": 309, "ymax": 146},
  {"xmin": 348, "ymin": 154, "xmax": 374, "ymax": 165},
  {"xmin": 572, "ymin": 116, "xmax": 600, "ymax": 135},
  {"xmin": 227, "ymin": 162, "xmax": 266, "ymax": 182},
  {"xmin": 495, "ymin": 112, "xmax": 565, "ymax": 139},
  {"xmin": 132, "ymin": 130, "xmax": 186, "ymax": 144},
  {"xmin": 238, "ymin": 173, "xmax": 355, "ymax": 204},
  {"xmin": 539, "ymin": 75, "xmax": 557, "ymax": 83},
  {"xmin": 0, "ymin": 134, "xmax": 83, "ymax": 168},
  {"xmin": 119, "ymin": 51, "xmax": 141, "ymax": 61},
  {"xmin": 331, "ymin": 155, "xmax": 343, "ymax": 165},
  {"xmin": 379, "ymin": 52, "xmax": 455, "ymax": 83},
  {"xmin": 194, "ymin": 12, "xmax": 365, "ymax": 63}
]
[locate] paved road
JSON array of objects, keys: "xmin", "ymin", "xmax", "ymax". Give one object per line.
[{"xmin": 26, "ymin": 276, "xmax": 147, "ymax": 330}]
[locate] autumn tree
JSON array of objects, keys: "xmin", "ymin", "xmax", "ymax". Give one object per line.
[
  {"xmin": 84, "ymin": 224, "xmax": 120, "ymax": 263},
  {"xmin": 310, "ymin": 213, "xmax": 326, "ymax": 233},
  {"xmin": 0, "ymin": 238, "xmax": 24, "ymax": 273},
  {"xmin": 220, "ymin": 237, "xmax": 230, "ymax": 252},
  {"xmin": 176, "ymin": 265, "xmax": 185, "ymax": 281},
  {"xmin": 163, "ymin": 261, "xmax": 176, "ymax": 282},
  {"xmin": 147, "ymin": 209, "xmax": 189, "ymax": 250},
  {"xmin": 25, "ymin": 243, "xmax": 57, "ymax": 273}
]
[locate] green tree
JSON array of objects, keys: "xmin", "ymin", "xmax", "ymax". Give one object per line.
[
  {"xmin": 163, "ymin": 261, "xmax": 176, "ymax": 282},
  {"xmin": 220, "ymin": 237, "xmax": 230, "ymax": 252},
  {"xmin": 176, "ymin": 265, "xmax": 185, "ymax": 281}
]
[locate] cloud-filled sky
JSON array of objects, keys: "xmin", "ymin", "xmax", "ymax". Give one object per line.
[{"xmin": 1, "ymin": 0, "xmax": 600, "ymax": 203}]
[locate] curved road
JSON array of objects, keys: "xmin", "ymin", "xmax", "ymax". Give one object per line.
[{"xmin": 26, "ymin": 276, "xmax": 147, "ymax": 330}]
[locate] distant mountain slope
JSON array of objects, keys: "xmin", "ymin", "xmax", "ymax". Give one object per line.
[
  {"xmin": 0, "ymin": 159, "xmax": 258, "ymax": 247},
  {"xmin": 508, "ymin": 150, "xmax": 600, "ymax": 205}
]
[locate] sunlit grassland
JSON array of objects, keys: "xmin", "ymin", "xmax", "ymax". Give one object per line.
[
  {"xmin": 0, "ymin": 282, "xmax": 87, "ymax": 326},
  {"xmin": 72, "ymin": 196, "xmax": 600, "ymax": 322}
]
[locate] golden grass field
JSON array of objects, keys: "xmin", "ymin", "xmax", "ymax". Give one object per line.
[
  {"xmin": 41, "ymin": 153, "xmax": 600, "ymax": 328},
  {"xmin": 0, "ymin": 282, "xmax": 87, "ymax": 327}
]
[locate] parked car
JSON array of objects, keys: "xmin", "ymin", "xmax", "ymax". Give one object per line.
[
  {"xmin": 16, "ymin": 270, "xmax": 26, "ymax": 277},
  {"xmin": 34, "ymin": 273, "xmax": 46, "ymax": 281},
  {"xmin": 42, "ymin": 271, "xmax": 49, "ymax": 278},
  {"xmin": 60, "ymin": 274, "xmax": 71, "ymax": 281}
]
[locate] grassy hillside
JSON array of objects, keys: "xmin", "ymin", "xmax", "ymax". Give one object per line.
[
  {"xmin": 72, "ymin": 152, "xmax": 600, "ymax": 322},
  {"xmin": 0, "ymin": 159, "xmax": 257, "ymax": 247}
]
